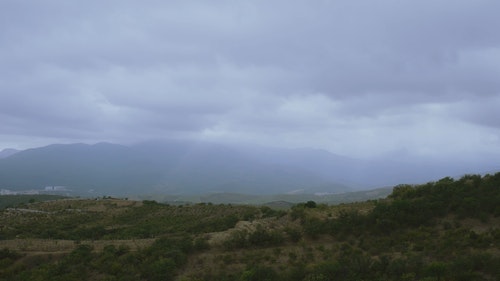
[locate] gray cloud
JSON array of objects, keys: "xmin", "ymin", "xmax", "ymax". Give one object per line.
[{"xmin": 1, "ymin": 0, "xmax": 499, "ymax": 162}]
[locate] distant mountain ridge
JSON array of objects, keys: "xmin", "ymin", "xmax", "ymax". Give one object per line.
[
  {"xmin": 0, "ymin": 142, "xmax": 351, "ymax": 196},
  {"xmin": 0, "ymin": 148, "xmax": 19, "ymax": 159},
  {"xmin": 0, "ymin": 141, "xmax": 498, "ymax": 196}
]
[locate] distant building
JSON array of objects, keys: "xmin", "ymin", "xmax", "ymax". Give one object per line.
[
  {"xmin": 0, "ymin": 189, "xmax": 39, "ymax": 195},
  {"xmin": 44, "ymin": 186, "xmax": 68, "ymax": 191},
  {"xmin": 1, "ymin": 189, "xmax": 17, "ymax": 195},
  {"xmin": 21, "ymin": 190, "xmax": 40, "ymax": 195}
]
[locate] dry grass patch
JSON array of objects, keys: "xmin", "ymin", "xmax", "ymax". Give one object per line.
[{"xmin": 0, "ymin": 238, "xmax": 155, "ymax": 254}]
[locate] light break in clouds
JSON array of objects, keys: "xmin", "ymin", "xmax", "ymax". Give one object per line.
[{"xmin": 1, "ymin": 0, "xmax": 500, "ymax": 162}]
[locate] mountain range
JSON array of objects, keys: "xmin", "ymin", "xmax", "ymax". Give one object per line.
[
  {"xmin": 0, "ymin": 148, "xmax": 19, "ymax": 159},
  {"xmin": 0, "ymin": 141, "xmax": 497, "ymax": 196}
]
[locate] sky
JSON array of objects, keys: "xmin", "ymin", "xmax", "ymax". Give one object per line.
[{"xmin": 1, "ymin": 0, "xmax": 500, "ymax": 162}]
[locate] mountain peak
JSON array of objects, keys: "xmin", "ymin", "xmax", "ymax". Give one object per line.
[{"xmin": 0, "ymin": 148, "xmax": 20, "ymax": 159}]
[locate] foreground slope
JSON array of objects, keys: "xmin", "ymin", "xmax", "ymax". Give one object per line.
[{"xmin": 0, "ymin": 173, "xmax": 499, "ymax": 280}]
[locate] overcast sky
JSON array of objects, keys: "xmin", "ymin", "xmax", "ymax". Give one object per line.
[{"xmin": 1, "ymin": 0, "xmax": 500, "ymax": 161}]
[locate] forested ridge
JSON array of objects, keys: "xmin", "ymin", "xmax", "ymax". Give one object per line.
[{"xmin": 1, "ymin": 173, "xmax": 499, "ymax": 280}]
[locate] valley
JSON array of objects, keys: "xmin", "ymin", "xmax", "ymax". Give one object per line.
[{"xmin": 1, "ymin": 173, "xmax": 499, "ymax": 280}]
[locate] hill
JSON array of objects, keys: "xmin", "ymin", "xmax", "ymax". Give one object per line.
[
  {"xmin": 0, "ymin": 172, "xmax": 499, "ymax": 280},
  {"xmin": 0, "ymin": 194, "xmax": 66, "ymax": 210}
]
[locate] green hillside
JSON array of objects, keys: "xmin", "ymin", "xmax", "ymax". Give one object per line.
[
  {"xmin": 0, "ymin": 195, "xmax": 67, "ymax": 210},
  {"xmin": 1, "ymin": 173, "xmax": 499, "ymax": 280}
]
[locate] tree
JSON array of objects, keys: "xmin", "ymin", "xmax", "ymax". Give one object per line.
[{"xmin": 305, "ymin": 201, "xmax": 317, "ymax": 208}]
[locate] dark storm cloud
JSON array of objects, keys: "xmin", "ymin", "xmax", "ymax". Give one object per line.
[{"xmin": 0, "ymin": 0, "xmax": 499, "ymax": 158}]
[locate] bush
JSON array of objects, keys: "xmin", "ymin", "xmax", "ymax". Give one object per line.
[
  {"xmin": 240, "ymin": 265, "xmax": 278, "ymax": 281},
  {"xmin": 248, "ymin": 225, "xmax": 284, "ymax": 247},
  {"xmin": 305, "ymin": 201, "xmax": 317, "ymax": 209}
]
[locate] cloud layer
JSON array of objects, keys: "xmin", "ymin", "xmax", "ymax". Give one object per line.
[{"xmin": 1, "ymin": 0, "xmax": 500, "ymax": 161}]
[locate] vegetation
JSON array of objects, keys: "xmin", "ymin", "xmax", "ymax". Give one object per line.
[
  {"xmin": 0, "ymin": 194, "xmax": 66, "ymax": 210},
  {"xmin": 1, "ymin": 173, "xmax": 499, "ymax": 280},
  {"xmin": 150, "ymin": 187, "xmax": 393, "ymax": 206}
]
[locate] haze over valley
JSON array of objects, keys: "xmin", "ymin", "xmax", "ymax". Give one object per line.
[
  {"xmin": 1, "ymin": 1, "xmax": 500, "ymax": 181},
  {"xmin": 1, "ymin": 1, "xmax": 500, "ymax": 280},
  {"xmin": 0, "ymin": 141, "xmax": 498, "ymax": 198}
]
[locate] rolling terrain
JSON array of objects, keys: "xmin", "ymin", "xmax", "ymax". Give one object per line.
[{"xmin": 1, "ymin": 173, "xmax": 499, "ymax": 280}]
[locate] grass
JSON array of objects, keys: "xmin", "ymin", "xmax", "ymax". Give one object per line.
[
  {"xmin": 0, "ymin": 194, "xmax": 67, "ymax": 210},
  {"xmin": 1, "ymin": 174, "xmax": 499, "ymax": 280}
]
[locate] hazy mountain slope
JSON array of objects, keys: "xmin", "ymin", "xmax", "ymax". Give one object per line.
[
  {"xmin": 0, "ymin": 143, "xmax": 161, "ymax": 194},
  {"xmin": 1, "ymin": 141, "xmax": 497, "ymax": 196},
  {"xmin": 236, "ymin": 146, "xmax": 363, "ymax": 187},
  {"xmin": 0, "ymin": 142, "xmax": 351, "ymax": 195},
  {"xmin": 0, "ymin": 148, "xmax": 19, "ymax": 159},
  {"xmin": 123, "ymin": 141, "xmax": 350, "ymax": 194},
  {"xmin": 235, "ymin": 145, "xmax": 500, "ymax": 188}
]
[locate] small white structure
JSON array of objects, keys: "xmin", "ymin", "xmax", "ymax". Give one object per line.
[
  {"xmin": 44, "ymin": 186, "xmax": 68, "ymax": 191},
  {"xmin": 1, "ymin": 189, "xmax": 16, "ymax": 195}
]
